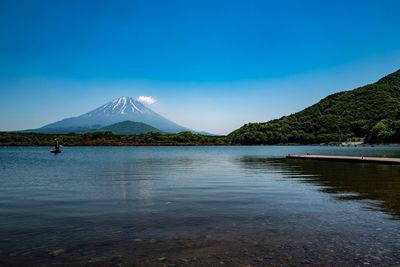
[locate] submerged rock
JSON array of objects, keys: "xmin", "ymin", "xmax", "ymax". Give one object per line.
[{"xmin": 50, "ymin": 249, "xmax": 65, "ymax": 257}]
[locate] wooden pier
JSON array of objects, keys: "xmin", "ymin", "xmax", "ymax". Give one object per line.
[{"xmin": 287, "ymin": 154, "xmax": 400, "ymax": 165}]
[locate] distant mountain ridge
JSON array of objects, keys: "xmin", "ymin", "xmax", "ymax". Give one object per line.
[
  {"xmin": 230, "ymin": 69, "xmax": 400, "ymax": 144},
  {"xmin": 31, "ymin": 97, "xmax": 190, "ymax": 134}
]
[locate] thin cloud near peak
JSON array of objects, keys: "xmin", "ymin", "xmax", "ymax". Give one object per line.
[{"xmin": 137, "ymin": 96, "xmax": 157, "ymax": 105}]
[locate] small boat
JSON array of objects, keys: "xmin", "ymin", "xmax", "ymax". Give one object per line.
[{"xmin": 50, "ymin": 139, "xmax": 62, "ymax": 154}]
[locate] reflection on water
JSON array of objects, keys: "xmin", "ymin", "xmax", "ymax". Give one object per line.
[
  {"xmin": 238, "ymin": 157, "xmax": 400, "ymax": 218},
  {"xmin": 285, "ymin": 159, "xmax": 400, "ymax": 218},
  {"xmin": 1, "ymin": 146, "xmax": 400, "ymax": 266}
]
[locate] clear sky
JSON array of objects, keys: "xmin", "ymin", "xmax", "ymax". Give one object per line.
[{"xmin": 1, "ymin": 0, "xmax": 400, "ymax": 134}]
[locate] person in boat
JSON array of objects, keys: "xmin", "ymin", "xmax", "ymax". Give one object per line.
[{"xmin": 54, "ymin": 139, "xmax": 61, "ymax": 152}]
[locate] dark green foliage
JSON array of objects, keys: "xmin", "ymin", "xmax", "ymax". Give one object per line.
[
  {"xmin": 95, "ymin": 120, "xmax": 161, "ymax": 135},
  {"xmin": 0, "ymin": 131, "xmax": 230, "ymax": 146},
  {"xmin": 230, "ymin": 69, "xmax": 400, "ymax": 144}
]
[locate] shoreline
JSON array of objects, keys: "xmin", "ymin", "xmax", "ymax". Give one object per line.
[
  {"xmin": 1, "ymin": 143, "xmax": 400, "ymax": 147},
  {"xmin": 2, "ymin": 132, "xmax": 400, "ymax": 147},
  {"xmin": 2, "ymin": 227, "xmax": 398, "ymax": 267}
]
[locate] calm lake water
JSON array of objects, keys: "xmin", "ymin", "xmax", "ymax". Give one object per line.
[{"xmin": 1, "ymin": 146, "xmax": 400, "ymax": 266}]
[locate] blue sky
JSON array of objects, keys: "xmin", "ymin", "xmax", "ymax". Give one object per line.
[{"xmin": 1, "ymin": 0, "xmax": 400, "ymax": 134}]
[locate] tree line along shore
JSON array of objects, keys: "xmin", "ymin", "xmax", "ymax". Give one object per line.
[
  {"xmin": 0, "ymin": 131, "xmax": 230, "ymax": 146},
  {"xmin": 0, "ymin": 130, "xmax": 398, "ymax": 147}
]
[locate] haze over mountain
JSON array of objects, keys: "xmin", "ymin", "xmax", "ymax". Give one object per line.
[
  {"xmin": 230, "ymin": 69, "xmax": 400, "ymax": 144},
  {"xmin": 32, "ymin": 97, "xmax": 190, "ymax": 134}
]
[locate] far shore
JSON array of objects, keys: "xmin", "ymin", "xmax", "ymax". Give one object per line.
[
  {"xmin": 1, "ymin": 143, "xmax": 399, "ymax": 147},
  {"xmin": 2, "ymin": 130, "xmax": 399, "ymax": 147}
]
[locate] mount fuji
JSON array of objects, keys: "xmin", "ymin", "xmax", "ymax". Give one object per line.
[{"xmin": 32, "ymin": 97, "xmax": 191, "ymax": 134}]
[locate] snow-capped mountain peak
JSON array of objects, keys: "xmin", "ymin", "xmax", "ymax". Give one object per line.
[
  {"xmin": 80, "ymin": 96, "xmax": 154, "ymax": 118},
  {"xmin": 97, "ymin": 96, "xmax": 146, "ymax": 116},
  {"xmin": 37, "ymin": 96, "xmax": 190, "ymax": 133}
]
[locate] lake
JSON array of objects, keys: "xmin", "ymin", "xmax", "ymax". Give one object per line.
[{"xmin": 1, "ymin": 146, "xmax": 400, "ymax": 266}]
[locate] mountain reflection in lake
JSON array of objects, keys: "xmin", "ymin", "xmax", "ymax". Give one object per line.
[{"xmin": 1, "ymin": 146, "xmax": 400, "ymax": 266}]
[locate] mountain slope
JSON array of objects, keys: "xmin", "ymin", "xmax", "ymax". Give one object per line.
[
  {"xmin": 230, "ymin": 69, "xmax": 400, "ymax": 144},
  {"xmin": 35, "ymin": 97, "xmax": 190, "ymax": 133},
  {"xmin": 95, "ymin": 121, "xmax": 161, "ymax": 135},
  {"xmin": 24, "ymin": 126, "xmax": 100, "ymax": 134}
]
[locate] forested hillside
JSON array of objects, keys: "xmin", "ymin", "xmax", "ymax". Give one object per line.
[
  {"xmin": 230, "ymin": 69, "xmax": 400, "ymax": 144},
  {"xmin": 96, "ymin": 121, "xmax": 161, "ymax": 135}
]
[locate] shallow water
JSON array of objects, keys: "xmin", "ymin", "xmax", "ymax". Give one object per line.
[{"xmin": 1, "ymin": 146, "xmax": 400, "ymax": 266}]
